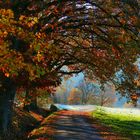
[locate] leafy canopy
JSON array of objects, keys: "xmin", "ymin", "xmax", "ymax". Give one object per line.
[{"xmin": 0, "ymin": 0, "xmax": 140, "ymax": 101}]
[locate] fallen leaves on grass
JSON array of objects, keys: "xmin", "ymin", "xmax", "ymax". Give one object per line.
[
  {"xmin": 88, "ymin": 114, "xmax": 129, "ymax": 140},
  {"xmin": 30, "ymin": 111, "xmax": 44, "ymax": 121}
]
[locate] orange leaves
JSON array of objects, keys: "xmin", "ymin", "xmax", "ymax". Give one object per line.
[
  {"xmin": 3, "ymin": 31, "xmax": 8, "ymax": 36},
  {"xmin": 35, "ymin": 32, "xmax": 46, "ymax": 40},
  {"xmin": 131, "ymin": 94, "xmax": 139, "ymax": 101},
  {"xmin": 30, "ymin": 111, "xmax": 43, "ymax": 122},
  {"xmin": 134, "ymin": 79, "xmax": 140, "ymax": 86},
  {"xmin": 0, "ymin": 8, "xmax": 48, "ymax": 82},
  {"xmin": 0, "ymin": 30, "xmax": 8, "ymax": 39},
  {"xmin": 4, "ymin": 73, "xmax": 10, "ymax": 77},
  {"xmin": 54, "ymin": 7, "xmax": 59, "ymax": 13},
  {"xmin": 0, "ymin": 9, "xmax": 15, "ymax": 39},
  {"xmin": 92, "ymin": 49, "xmax": 107, "ymax": 58},
  {"xmin": 119, "ymin": 18, "xmax": 126, "ymax": 25},
  {"xmin": 111, "ymin": 47, "xmax": 120, "ymax": 59},
  {"xmin": 0, "ymin": 64, "xmax": 10, "ymax": 78},
  {"xmin": 111, "ymin": 47, "xmax": 116, "ymax": 54},
  {"xmin": 45, "ymin": 6, "xmax": 59, "ymax": 16},
  {"xmin": 35, "ymin": 32, "xmax": 42, "ymax": 39},
  {"xmin": 130, "ymin": 16, "xmax": 138, "ymax": 25},
  {"xmin": 19, "ymin": 15, "xmax": 26, "ymax": 21},
  {"xmin": 19, "ymin": 15, "xmax": 38, "ymax": 28},
  {"xmin": 0, "ymin": 9, "xmax": 14, "ymax": 19}
]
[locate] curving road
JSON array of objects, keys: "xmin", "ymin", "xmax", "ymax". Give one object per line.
[
  {"xmin": 47, "ymin": 111, "xmax": 103, "ymax": 140},
  {"xmin": 30, "ymin": 105, "xmax": 132, "ymax": 140}
]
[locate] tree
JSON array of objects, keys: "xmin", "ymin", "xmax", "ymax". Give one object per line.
[
  {"xmin": 52, "ymin": 78, "xmax": 74, "ymax": 104},
  {"xmin": 0, "ymin": 0, "xmax": 140, "ymax": 134},
  {"xmin": 114, "ymin": 65, "xmax": 140, "ymax": 107},
  {"xmin": 96, "ymin": 84, "xmax": 116, "ymax": 106},
  {"xmin": 76, "ymin": 79, "xmax": 100, "ymax": 104},
  {"xmin": 68, "ymin": 88, "xmax": 82, "ymax": 105},
  {"xmin": 0, "ymin": 4, "xmax": 62, "ymax": 134},
  {"xmin": 77, "ymin": 79, "xmax": 116, "ymax": 106}
]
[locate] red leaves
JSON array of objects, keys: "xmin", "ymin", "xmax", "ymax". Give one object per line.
[{"xmin": 111, "ymin": 47, "xmax": 120, "ymax": 59}]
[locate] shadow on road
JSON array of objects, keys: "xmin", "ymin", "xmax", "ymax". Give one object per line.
[{"xmin": 29, "ymin": 111, "xmax": 126, "ymax": 140}]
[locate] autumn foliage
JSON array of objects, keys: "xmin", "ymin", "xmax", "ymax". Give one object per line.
[{"xmin": 0, "ymin": 1, "xmax": 140, "ymax": 134}]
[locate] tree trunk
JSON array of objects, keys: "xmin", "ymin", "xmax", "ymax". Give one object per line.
[
  {"xmin": 23, "ymin": 89, "xmax": 37, "ymax": 111},
  {"xmin": 132, "ymin": 100, "xmax": 138, "ymax": 108},
  {"xmin": 0, "ymin": 77, "xmax": 16, "ymax": 135},
  {"xmin": 100, "ymin": 95, "xmax": 103, "ymax": 106}
]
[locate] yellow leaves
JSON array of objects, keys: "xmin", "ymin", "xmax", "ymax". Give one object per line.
[
  {"xmin": 19, "ymin": 15, "xmax": 38, "ymax": 28},
  {"xmin": 33, "ymin": 17, "xmax": 38, "ymax": 23},
  {"xmin": 37, "ymin": 52, "xmax": 42, "ymax": 62},
  {"xmin": 36, "ymin": 32, "xmax": 41, "ymax": 39},
  {"xmin": 27, "ymin": 20, "xmax": 37, "ymax": 28},
  {"xmin": 35, "ymin": 32, "xmax": 46, "ymax": 40}
]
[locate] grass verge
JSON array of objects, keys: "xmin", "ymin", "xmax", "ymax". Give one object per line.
[
  {"xmin": 28, "ymin": 112, "xmax": 58, "ymax": 140},
  {"xmin": 92, "ymin": 108, "xmax": 140, "ymax": 140}
]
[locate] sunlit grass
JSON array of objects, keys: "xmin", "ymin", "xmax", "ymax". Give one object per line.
[{"xmin": 92, "ymin": 107, "xmax": 140, "ymax": 140}]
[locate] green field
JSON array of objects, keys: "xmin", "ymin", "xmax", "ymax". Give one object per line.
[{"xmin": 92, "ymin": 107, "xmax": 140, "ymax": 140}]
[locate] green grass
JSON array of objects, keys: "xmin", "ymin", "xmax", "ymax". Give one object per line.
[{"xmin": 92, "ymin": 108, "xmax": 140, "ymax": 140}]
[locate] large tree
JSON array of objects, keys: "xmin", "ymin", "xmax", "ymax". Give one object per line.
[{"xmin": 0, "ymin": 0, "xmax": 140, "ymax": 134}]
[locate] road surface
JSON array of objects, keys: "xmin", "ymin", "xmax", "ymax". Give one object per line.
[
  {"xmin": 51, "ymin": 111, "xmax": 103, "ymax": 140},
  {"xmin": 29, "ymin": 106, "xmax": 129, "ymax": 140},
  {"xmin": 30, "ymin": 110, "xmax": 104, "ymax": 140}
]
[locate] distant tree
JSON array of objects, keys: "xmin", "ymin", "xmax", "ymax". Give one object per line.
[
  {"xmin": 76, "ymin": 79, "xmax": 100, "ymax": 104},
  {"xmin": 77, "ymin": 79, "xmax": 116, "ymax": 106},
  {"xmin": 52, "ymin": 78, "xmax": 74, "ymax": 104},
  {"xmin": 68, "ymin": 88, "xmax": 82, "ymax": 105},
  {"xmin": 96, "ymin": 84, "xmax": 116, "ymax": 106}
]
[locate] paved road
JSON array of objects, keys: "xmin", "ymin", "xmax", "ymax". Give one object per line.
[{"xmin": 46, "ymin": 111, "xmax": 104, "ymax": 140}]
